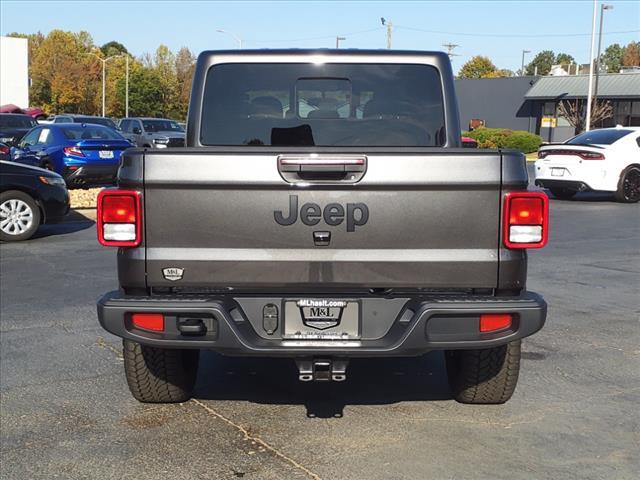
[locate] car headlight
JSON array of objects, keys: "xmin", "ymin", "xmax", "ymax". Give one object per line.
[
  {"xmin": 0, "ymin": 137, "xmax": 14, "ymax": 144},
  {"xmin": 39, "ymin": 175, "xmax": 66, "ymax": 187}
]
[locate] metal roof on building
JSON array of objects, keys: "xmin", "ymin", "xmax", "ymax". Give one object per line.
[{"xmin": 524, "ymin": 73, "xmax": 640, "ymax": 99}]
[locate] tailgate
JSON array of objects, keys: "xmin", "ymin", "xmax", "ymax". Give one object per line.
[{"xmin": 142, "ymin": 150, "xmax": 503, "ymax": 289}]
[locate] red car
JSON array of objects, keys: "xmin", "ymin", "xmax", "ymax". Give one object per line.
[{"xmin": 0, "ymin": 104, "xmax": 47, "ymax": 121}]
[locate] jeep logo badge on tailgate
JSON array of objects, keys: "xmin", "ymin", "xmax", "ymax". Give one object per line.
[{"xmin": 274, "ymin": 195, "xmax": 369, "ymax": 232}]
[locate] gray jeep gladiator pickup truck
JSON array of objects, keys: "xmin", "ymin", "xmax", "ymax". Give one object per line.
[{"xmin": 97, "ymin": 50, "xmax": 548, "ymax": 405}]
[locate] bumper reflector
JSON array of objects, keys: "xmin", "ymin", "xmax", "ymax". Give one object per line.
[
  {"xmin": 480, "ymin": 314, "xmax": 512, "ymax": 333},
  {"xmin": 132, "ymin": 313, "xmax": 165, "ymax": 332}
]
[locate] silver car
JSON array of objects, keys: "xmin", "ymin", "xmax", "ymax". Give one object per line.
[{"xmin": 118, "ymin": 117, "xmax": 185, "ymax": 148}]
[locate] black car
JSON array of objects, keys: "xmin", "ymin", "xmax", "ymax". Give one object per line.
[
  {"xmin": 0, "ymin": 113, "xmax": 38, "ymax": 147},
  {"xmin": 0, "ymin": 161, "xmax": 70, "ymax": 241}
]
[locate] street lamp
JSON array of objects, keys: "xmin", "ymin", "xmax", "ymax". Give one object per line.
[
  {"xmin": 521, "ymin": 50, "xmax": 531, "ymax": 76},
  {"xmin": 594, "ymin": 4, "xmax": 614, "ymax": 102},
  {"xmin": 84, "ymin": 52, "xmax": 122, "ymax": 117},
  {"xmin": 216, "ymin": 29, "xmax": 242, "ymax": 49},
  {"xmin": 335, "ymin": 36, "xmax": 346, "ymax": 48},
  {"xmin": 381, "ymin": 17, "xmax": 393, "ymax": 49}
]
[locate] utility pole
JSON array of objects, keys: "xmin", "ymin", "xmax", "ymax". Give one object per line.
[
  {"xmin": 381, "ymin": 18, "xmax": 393, "ymax": 49},
  {"xmin": 521, "ymin": 50, "xmax": 531, "ymax": 76},
  {"xmin": 335, "ymin": 36, "xmax": 346, "ymax": 48},
  {"xmin": 442, "ymin": 43, "xmax": 460, "ymax": 62},
  {"xmin": 594, "ymin": 4, "xmax": 613, "ymax": 104},
  {"xmin": 84, "ymin": 53, "xmax": 122, "ymax": 117},
  {"xmin": 125, "ymin": 54, "xmax": 129, "ymax": 118},
  {"xmin": 586, "ymin": 0, "xmax": 598, "ymax": 132}
]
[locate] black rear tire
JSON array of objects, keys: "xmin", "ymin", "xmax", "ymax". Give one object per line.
[
  {"xmin": 614, "ymin": 166, "xmax": 640, "ymax": 203},
  {"xmin": 123, "ymin": 340, "xmax": 199, "ymax": 403},
  {"xmin": 549, "ymin": 188, "xmax": 576, "ymax": 200},
  {"xmin": 445, "ymin": 340, "xmax": 521, "ymax": 404}
]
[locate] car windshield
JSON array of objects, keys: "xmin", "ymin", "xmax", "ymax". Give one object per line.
[
  {"xmin": 566, "ymin": 129, "xmax": 633, "ymax": 145},
  {"xmin": 0, "ymin": 115, "xmax": 37, "ymax": 129},
  {"xmin": 61, "ymin": 126, "xmax": 125, "ymax": 140},
  {"xmin": 74, "ymin": 117, "xmax": 117, "ymax": 129},
  {"xmin": 201, "ymin": 63, "xmax": 446, "ymax": 147},
  {"xmin": 142, "ymin": 119, "xmax": 184, "ymax": 132}
]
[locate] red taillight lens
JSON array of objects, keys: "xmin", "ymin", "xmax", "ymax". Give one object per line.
[
  {"xmin": 480, "ymin": 314, "xmax": 512, "ymax": 333},
  {"xmin": 97, "ymin": 189, "xmax": 142, "ymax": 247},
  {"xmin": 132, "ymin": 313, "xmax": 164, "ymax": 332},
  {"xmin": 0, "ymin": 145, "xmax": 9, "ymax": 155},
  {"xmin": 63, "ymin": 146, "xmax": 84, "ymax": 157},
  {"xmin": 503, "ymin": 191, "xmax": 548, "ymax": 249},
  {"xmin": 537, "ymin": 149, "xmax": 604, "ymax": 160}
]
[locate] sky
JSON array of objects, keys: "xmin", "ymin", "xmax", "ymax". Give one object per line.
[{"xmin": 1, "ymin": 0, "xmax": 639, "ymax": 73}]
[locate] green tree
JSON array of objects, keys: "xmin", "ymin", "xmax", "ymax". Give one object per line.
[
  {"xmin": 117, "ymin": 66, "xmax": 165, "ymax": 117},
  {"xmin": 555, "ymin": 52, "xmax": 575, "ymax": 65},
  {"xmin": 525, "ymin": 50, "xmax": 556, "ymax": 76},
  {"xmin": 458, "ymin": 56, "xmax": 497, "ymax": 79},
  {"xmin": 100, "ymin": 41, "xmax": 128, "ymax": 57},
  {"xmin": 600, "ymin": 44, "xmax": 624, "ymax": 73}
]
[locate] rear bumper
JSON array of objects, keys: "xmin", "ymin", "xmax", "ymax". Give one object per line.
[
  {"xmin": 535, "ymin": 179, "xmax": 592, "ymax": 192},
  {"xmin": 63, "ymin": 164, "xmax": 118, "ymax": 187},
  {"xmin": 97, "ymin": 291, "xmax": 547, "ymax": 356}
]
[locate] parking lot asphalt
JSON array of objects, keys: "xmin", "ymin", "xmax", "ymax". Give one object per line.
[{"xmin": 1, "ymin": 186, "xmax": 639, "ymax": 479}]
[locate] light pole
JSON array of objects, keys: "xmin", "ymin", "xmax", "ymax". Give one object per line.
[
  {"xmin": 216, "ymin": 29, "xmax": 242, "ymax": 49},
  {"xmin": 521, "ymin": 50, "xmax": 531, "ymax": 76},
  {"xmin": 335, "ymin": 36, "xmax": 346, "ymax": 48},
  {"xmin": 381, "ymin": 17, "xmax": 393, "ymax": 49},
  {"xmin": 84, "ymin": 52, "xmax": 122, "ymax": 117},
  {"xmin": 125, "ymin": 54, "xmax": 129, "ymax": 118},
  {"xmin": 586, "ymin": 0, "xmax": 598, "ymax": 131},
  {"xmin": 594, "ymin": 4, "xmax": 613, "ymax": 103}
]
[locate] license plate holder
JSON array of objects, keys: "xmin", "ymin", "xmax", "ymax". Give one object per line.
[
  {"xmin": 99, "ymin": 150, "xmax": 114, "ymax": 159},
  {"xmin": 551, "ymin": 168, "xmax": 565, "ymax": 177},
  {"xmin": 283, "ymin": 299, "xmax": 360, "ymax": 340}
]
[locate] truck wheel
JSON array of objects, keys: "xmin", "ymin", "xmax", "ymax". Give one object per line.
[
  {"xmin": 445, "ymin": 340, "xmax": 521, "ymax": 404},
  {"xmin": 123, "ymin": 339, "xmax": 199, "ymax": 403},
  {"xmin": 0, "ymin": 190, "xmax": 41, "ymax": 242},
  {"xmin": 614, "ymin": 166, "xmax": 640, "ymax": 203},
  {"xmin": 549, "ymin": 188, "xmax": 576, "ymax": 200}
]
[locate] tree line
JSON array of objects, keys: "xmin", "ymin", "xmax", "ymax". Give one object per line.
[
  {"xmin": 8, "ymin": 30, "xmax": 196, "ymax": 119},
  {"xmin": 458, "ymin": 41, "xmax": 640, "ymax": 79}
]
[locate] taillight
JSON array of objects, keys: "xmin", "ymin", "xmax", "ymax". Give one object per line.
[
  {"xmin": 0, "ymin": 145, "xmax": 9, "ymax": 155},
  {"xmin": 63, "ymin": 146, "xmax": 85, "ymax": 157},
  {"xmin": 97, "ymin": 189, "xmax": 142, "ymax": 247},
  {"xmin": 503, "ymin": 191, "xmax": 548, "ymax": 249},
  {"xmin": 537, "ymin": 149, "xmax": 604, "ymax": 160}
]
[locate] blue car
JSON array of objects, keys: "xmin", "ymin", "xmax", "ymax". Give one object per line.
[{"xmin": 11, "ymin": 123, "xmax": 133, "ymax": 188}]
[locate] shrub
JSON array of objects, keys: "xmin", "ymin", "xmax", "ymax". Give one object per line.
[{"xmin": 464, "ymin": 127, "xmax": 542, "ymax": 153}]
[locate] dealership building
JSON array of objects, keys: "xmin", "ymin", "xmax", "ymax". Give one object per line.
[
  {"xmin": 455, "ymin": 73, "xmax": 640, "ymax": 142},
  {"xmin": 0, "ymin": 36, "xmax": 29, "ymax": 108}
]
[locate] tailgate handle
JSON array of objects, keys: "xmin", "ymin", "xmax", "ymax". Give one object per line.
[{"xmin": 278, "ymin": 155, "xmax": 367, "ymax": 183}]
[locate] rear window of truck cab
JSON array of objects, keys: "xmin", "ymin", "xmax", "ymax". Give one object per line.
[{"xmin": 200, "ymin": 63, "xmax": 446, "ymax": 147}]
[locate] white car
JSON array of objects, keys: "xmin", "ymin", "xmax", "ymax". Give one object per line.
[{"xmin": 535, "ymin": 126, "xmax": 640, "ymax": 203}]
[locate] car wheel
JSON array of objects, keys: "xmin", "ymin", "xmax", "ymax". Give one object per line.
[
  {"xmin": 614, "ymin": 166, "xmax": 640, "ymax": 203},
  {"xmin": 549, "ymin": 187, "xmax": 576, "ymax": 200},
  {"xmin": 0, "ymin": 190, "xmax": 42, "ymax": 241},
  {"xmin": 445, "ymin": 340, "xmax": 521, "ymax": 404},
  {"xmin": 123, "ymin": 339, "xmax": 199, "ymax": 403}
]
